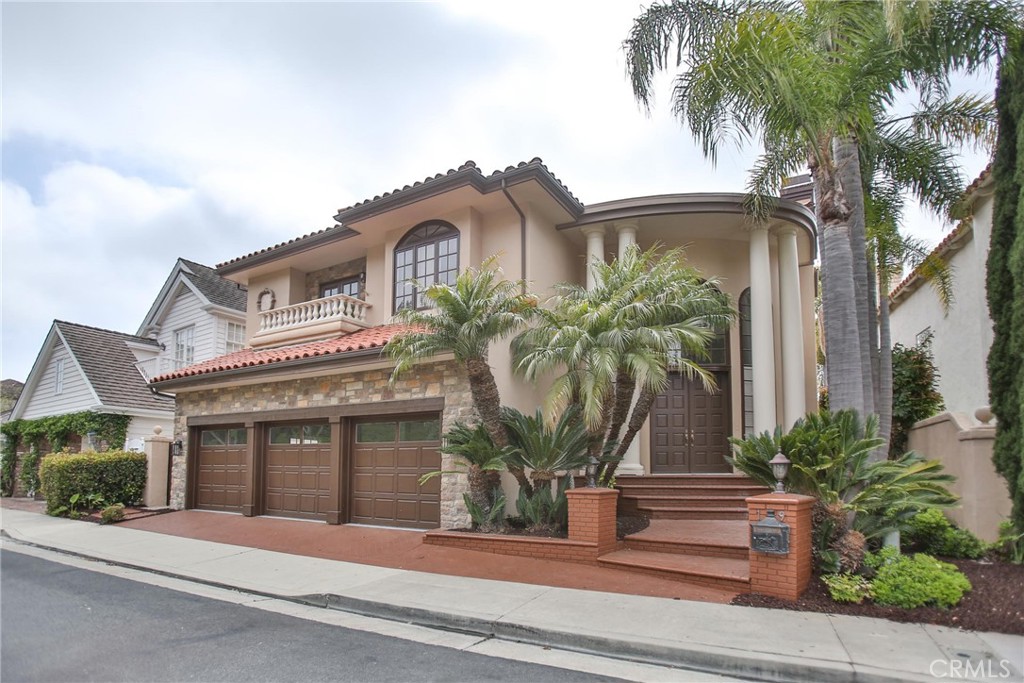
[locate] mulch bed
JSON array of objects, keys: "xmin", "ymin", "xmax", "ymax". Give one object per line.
[
  {"xmin": 732, "ymin": 558, "xmax": 1024, "ymax": 635},
  {"xmin": 81, "ymin": 507, "xmax": 174, "ymax": 525}
]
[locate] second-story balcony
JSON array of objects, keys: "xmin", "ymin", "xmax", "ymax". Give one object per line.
[{"xmin": 250, "ymin": 292, "xmax": 372, "ymax": 349}]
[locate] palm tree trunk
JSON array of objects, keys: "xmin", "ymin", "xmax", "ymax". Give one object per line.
[
  {"xmin": 605, "ymin": 367, "xmax": 635, "ymax": 447},
  {"xmin": 877, "ymin": 276, "xmax": 894, "ymax": 458},
  {"xmin": 834, "ymin": 135, "xmax": 875, "ymax": 417},
  {"xmin": 465, "ymin": 357, "xmax": 534, "ymax": 497},
  {"xmin": 602, "ymin": 386, "xmax": 658, "ymax": 483},
  {"xmin": 811, "ymin": 147, "xmax": 866, "ymax": 416}
]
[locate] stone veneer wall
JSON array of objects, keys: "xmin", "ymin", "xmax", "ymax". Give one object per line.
[
  {"xmin": 171, "ymin": 360, "xmax": 476, "ymax": 528},
  {"xmin": 305, "ymin": 258, "xmax": 367, "ymax": 300}
]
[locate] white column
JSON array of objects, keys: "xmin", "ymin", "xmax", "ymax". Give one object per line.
[
  {"xmin": 611, "ymin": 221, "xmax": 645, "ymax": 476},
  {"xmin": 777, "ymin": 227, "xmax": 806, "ymax": 429},
  {"xmin": 749, "ymin": 227, "xmax": 778, "ymax": 432},
  {"xmin": 582, "ymin": 226, "xmax": 606, "ymax": 291},
  {"xmin": 615, "ymin": 221, "xmax": 638, "ymax": 259}
]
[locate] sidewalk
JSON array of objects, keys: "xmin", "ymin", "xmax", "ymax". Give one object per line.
[{"xmin": 2, "ymin": 507, "xmax": 1021, "ymax": 683}]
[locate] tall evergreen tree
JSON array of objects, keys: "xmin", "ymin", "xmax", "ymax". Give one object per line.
[{"xmin": 987, "ymin": 34, "xmax": 1024, "ymax": 529}]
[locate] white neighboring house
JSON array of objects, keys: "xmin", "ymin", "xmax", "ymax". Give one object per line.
[
  {"xmin": 10, "ymin": 259, "xmax": 247, "ymax": 452},
  {"xmin": 889, "ymin": 168, "xmax": 994, "ymax": 420},
  {"xmin": 888, "ymin": 167, "xmax": 1009, "ymax": 540},
  {"xmin": 11, "ymin": 321, "xmax": 176, "ymax": 451},
  {"xmin": 133, "ymin": 258, "xmax": 249, "ymax": 384}
]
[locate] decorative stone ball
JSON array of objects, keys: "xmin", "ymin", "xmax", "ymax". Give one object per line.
[
  {"xmin": 153, "ymin": 425, "xmax": 163, "ymax": 435},
  {"xmin": 974, "ymin": 406, "xmax": 994, "ymax": 425}
]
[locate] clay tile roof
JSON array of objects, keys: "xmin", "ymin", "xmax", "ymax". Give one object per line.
[
  {"xmin": 150, "ymin": 323, "xmax": 415, "ymax": 384},
  {"xmin": 216, "ymin": 224, "xmax": 355, "ymax": 270},
  {"xmin": 889, "ymin": 165, "xmax": 993, "ymax": 302},
  {"xmin": 336, "ymin": 160, "xmax": 482, "ymax": 213}
]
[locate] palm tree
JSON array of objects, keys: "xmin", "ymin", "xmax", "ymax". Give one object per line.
[
  {"xmin": 436, "ymin": 421, "xmax": 507, "ymax": 513},
  {"xmin": 503, "ymin": 406, "xmax": 591, "ymax": 489},
  {"xmin": 623, "ymin": 0, "xmax": 1017, "ymax": 434},
  {"xmin": 512, "ymin": 245, "xmax": 733, "ymax": 482},
  {"xmin": 387, "ymin": 256, "xmax": 536, "ymax": 496}
]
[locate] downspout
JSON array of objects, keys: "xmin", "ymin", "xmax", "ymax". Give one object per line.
[{"xmin": 500, "ymin": 179, "xmax": 527, "ymax": 293}]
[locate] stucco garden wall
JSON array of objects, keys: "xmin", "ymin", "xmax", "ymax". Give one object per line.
[{"xmin": 171, "ymin": 360, "xmax": 477, "ymax": 528}]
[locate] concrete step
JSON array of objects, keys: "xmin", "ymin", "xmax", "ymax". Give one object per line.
[
  {"xmin": 598, "ymin": 548, "xmax": 750, "ymax": 592},
  {"xmin": 638, "ymin": 506, "xmax": 749, "ymax": 520},
  {"xmin": 615, "ymin": 475, "xmax": 762, "ymax": 486},
  {"xmin": 624, "ymin": 519, "xmax": 749, "ymax": 560}
]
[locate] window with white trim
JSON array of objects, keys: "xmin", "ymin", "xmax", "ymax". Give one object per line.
[
  {"xmin": 394, "ymin": 221, "xmax": 459, "ymax": 311},
  {"xmin": 225, "ymin": 322, "xmax": 245, "ymax": 354},
  {"xmin": 174, "ymin": 326, "xmax": 195, "ymax": 369},
  {"xmin": 55, "ymin": 358, "xmax": 65, "ymax": 395}
]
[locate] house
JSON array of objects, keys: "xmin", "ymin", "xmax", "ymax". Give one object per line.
[
  {"xmin": 150, "ymin": 158, "xmax": 818, "ymax": 531},
  {"xmin": 889, "ymin": 168, "xmax": 1010, "ymax": 540},
  {"xmin": 9, "ymin": 259, "xmax": 247, "ymax": 453}
]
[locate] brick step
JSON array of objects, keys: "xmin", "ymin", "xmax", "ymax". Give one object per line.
[
  {"xmin": 638, "ymin": 505, "xmax": 749, "ymax": 520},
  {"xmin": 615, "ymin": 484, "xmax": 769, "ymax": 496},
  {"xmin": 622, "ymin": 495, "xmax": 753, "ymax": 508},
  {"xmin": 598, "ymin": 548, "xmax": 750, "ymax": 592},
  {"xmin": 615, "ymin": 475, "xmax": 761, "ymax": 485},
  {"xmin": 623, "ymin": 519, "xmax": 749, "ymax": 559}
]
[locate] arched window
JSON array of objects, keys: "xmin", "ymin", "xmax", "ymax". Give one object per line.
[
  {"xmin": 394, "ymin": 221, "xmax": 460, "ymax": 311},
  {"xmin": 739, "ymin": 288, "xmax": 754, "ymax": 436}
]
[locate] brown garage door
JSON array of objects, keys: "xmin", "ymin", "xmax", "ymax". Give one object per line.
[
  {"xmin": 265, "ymin": 423, "xmax": 331, "ymax": 521},
  {"xmin": 195, "ymin": 427, "xmax": 247, "ymax": 513},
  {"xmin": 351, "ymin": 417, "xmax": 441, "ymax": 529}
]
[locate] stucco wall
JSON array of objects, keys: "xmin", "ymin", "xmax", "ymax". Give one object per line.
[
  {"xmin": 907, "ymin": 411, "xmax": 1010, "ymax": 541},
  {"xmin": 890, "ymin": 193, "xmax": 994, "ymax": 419},
  {"xmin": 171, "ymin": 360, "xmax": 476, "ymax": 528}
]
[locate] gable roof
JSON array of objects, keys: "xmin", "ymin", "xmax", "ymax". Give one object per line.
[
  {"xmin": 12, "ymin": 321, "xmax": 173, "ymax": 420},
  {"xmin": 217, "ymin": 158, "xmax": 583, "ymax": 275},
  {"xmin": 138, "ymin": 258, "xmax": 246, "ymax": 336},
  {"xmin": 55, "ymin": 322, "xmax": 173, "ymax": 412},
  {"xmin": 151, "ymin": 323, "xmax": 414, "ymax": 386}
]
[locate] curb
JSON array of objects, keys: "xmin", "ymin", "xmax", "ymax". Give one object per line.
[{"xmin": 0, "ymin": 530, "xmax": 940, "ymax": 683}]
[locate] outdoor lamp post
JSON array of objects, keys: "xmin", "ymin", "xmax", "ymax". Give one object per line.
[
  {"xmin": 172, "ymin": 440, "xmax": 183, "ymax": 457},
  {"xmin": 585, "ymin": 455, "xmax": 600, "ymax": 488},
  {"xmin": 769, "ymin": 451, "xmax": 791, "ymax": 493}
]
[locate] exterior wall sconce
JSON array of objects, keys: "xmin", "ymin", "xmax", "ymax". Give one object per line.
[
  {"xmin": 172, "ymin": 440, "xmax": 183, "ymax": 457},
  {"xmin": 769, "ymin": 451, "xmax": 791, "ymax": 493},
  {"xmin": 751, "ymin": 509, "xmax": 790, "ymax": 554},
  {"xmin": 585, "ymin": 455, "xmax": 600, "ymax": 488}
]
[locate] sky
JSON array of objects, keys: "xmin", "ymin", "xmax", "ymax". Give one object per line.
[{"xmin": 1, "ymin": 1, "xmax": 995, "ymax": 384}]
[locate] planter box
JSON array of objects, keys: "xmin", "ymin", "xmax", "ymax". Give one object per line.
[{"xmin": 424, "ymin": 529, "xmax": 609, "ymax": 565}]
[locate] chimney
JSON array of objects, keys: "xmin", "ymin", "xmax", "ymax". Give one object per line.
[{"xmin": 781, "ymin": 174, "xmax": 815, "ymax": 212}]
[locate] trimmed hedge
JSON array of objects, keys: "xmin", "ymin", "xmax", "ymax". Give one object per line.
[{"xmin": 40, "ymin": 451, "xmax": 147, "ymax": 516}]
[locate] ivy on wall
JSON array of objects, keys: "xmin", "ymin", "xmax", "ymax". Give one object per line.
[{"xmin": 0, "ymin": 412, "xmax": 133, "ymax": 496}]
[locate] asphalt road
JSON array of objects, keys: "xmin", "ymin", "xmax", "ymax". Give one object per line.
[{"xmin": 1, "ymin": 550, "xmax": 623, "ymax": 683}]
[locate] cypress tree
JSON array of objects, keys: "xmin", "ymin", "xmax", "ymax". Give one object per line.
[{"xmin": 987, "ymin": 34, "xmax": 1024, "ymax": 530}]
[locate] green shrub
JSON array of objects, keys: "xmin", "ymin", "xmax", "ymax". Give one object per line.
[
  {"xmin": 728, "ymin": 410, "xmax": 958, "ymax": 573},
  {"xmin": 993, "ymin": 521, "xmax": 1024, "ymax": 564},
  {"xmin": 870, "ymin": 551, "xmax": 971, "ymax": 609},
  {"xmin": 515, "ymin": 477, "xmax": 569, "ymax": 532},
  {"xmin": 463, "ymin": 489, "xmax": 506, "ymax": 532},
  {"xmin": 822, "ymin": 573, "xmax": 873, "ymax": 603},
  {"xmin": 40, "ymin": 451, "xmax": 146, "ymax": 516},
  {"xmin": 99, "ymin": 503, "xmax": 126, "ymax": 524},
  {"xmin": 18, "ymin": 448, "xmax": 41, "ymax": 495},
  {"xmin": 890, "ymin": 338, "xmax": 944, "ymax": 456},
  {"xmin": 903, "ymin": 509, "xmax": 986, "ymax": 559}
]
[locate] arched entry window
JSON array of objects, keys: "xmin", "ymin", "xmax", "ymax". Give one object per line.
[
  {"xmin": 394, "ymin": 221, "xmax": 459, "ymax": 311},
  {"xmin": 740, "ymin": 288, "xmax": 754, "ymax": 436}
]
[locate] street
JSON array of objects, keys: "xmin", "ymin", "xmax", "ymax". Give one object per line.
[{"xmin": 0, "ymin": 550, "xmax": 623, "ymax": 683}]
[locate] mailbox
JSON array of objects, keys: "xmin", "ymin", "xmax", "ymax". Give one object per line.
[{"xmin": 751, "ymin": 509, "xmax": 790, "ymax": 555}]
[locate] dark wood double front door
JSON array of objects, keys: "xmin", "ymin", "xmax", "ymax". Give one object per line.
[{"xmin": 650, "ymin": 371, "xmax": 731, "ymax": 473}]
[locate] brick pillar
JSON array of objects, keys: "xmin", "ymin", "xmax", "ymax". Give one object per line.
[
  {"xmin": 746, "ymin": 493, "xmax": 815, "ymax": 601},
  {"xmin": 566, "ymin": 488, "xmax": 619, "ymax": 556}
]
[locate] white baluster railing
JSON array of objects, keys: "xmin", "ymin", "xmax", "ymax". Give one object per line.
[{"xmin": 257, "ymin": 293, "xmax": 371, "ymax": 333}]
